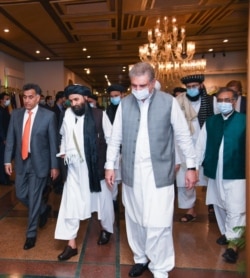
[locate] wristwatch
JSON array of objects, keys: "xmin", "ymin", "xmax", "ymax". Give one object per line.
[{"xmin": 187, "ymin": 167, "xmax": 196, "ymax": 171}]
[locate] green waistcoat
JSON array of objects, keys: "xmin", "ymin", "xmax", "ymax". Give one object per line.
[{"xmin": 203, "ymin": 111, "xmax": 246, "ymax": 179}]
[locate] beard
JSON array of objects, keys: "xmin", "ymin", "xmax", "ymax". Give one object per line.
[{"xmin": 71, "ymin": 103, "xmax": 85, "ymax": 116}]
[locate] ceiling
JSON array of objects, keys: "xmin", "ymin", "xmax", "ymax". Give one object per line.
[{"xmin": 0, "ymin": 0, "xmax": 249, "ymax": 92}]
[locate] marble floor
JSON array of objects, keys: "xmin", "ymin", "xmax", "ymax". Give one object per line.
[{"xmin": 0, "ymin": 182, "xmax": 246, "ymax": 278}]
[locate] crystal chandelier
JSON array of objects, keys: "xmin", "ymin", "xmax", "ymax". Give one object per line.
[{"xmin": 139, "ymin": 17, "xmax": 206, "ymax": 83}]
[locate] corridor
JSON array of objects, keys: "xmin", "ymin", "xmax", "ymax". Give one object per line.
[{"xmin": 0, "ymin": 183, "xmax": 245, "ymax": 278}]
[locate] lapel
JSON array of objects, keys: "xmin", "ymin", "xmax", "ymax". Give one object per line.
[
  {"xmin": 17, "ymin": 108, "xmax": 26, "ymax": 140},
  {"xmin": 31, "ymin": 106, "xmax": 42, "ymax": 137}
]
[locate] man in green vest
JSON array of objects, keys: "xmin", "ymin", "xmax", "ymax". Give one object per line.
[{"xmin": 196, "ymin": 87, "xmax": 246, "ymax": 264}]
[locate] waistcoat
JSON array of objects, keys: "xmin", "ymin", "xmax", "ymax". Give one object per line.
[
  {"xmin": 121, "ymin": 91, "xmax": 175, "ymax": 188},
  {"xmin": 92, "ymin": 108, "xmax": 107, "ymax": 180},
  {"xmin": 203, "ymin": 112, "xmax": 246, "ymax": 179}
]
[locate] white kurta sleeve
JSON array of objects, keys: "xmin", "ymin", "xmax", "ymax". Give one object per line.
[
  {"xmin": 195, "ymin": 123, "xmax": 207, "ymax": 168},
  {"xmin": 171, "ymin": 97, "xmax": 196, "ymax": 168},
  {"xmin": 102, "ymin": 111, "xmax": 112, "ymax": 144},
  {"xmin": 105, "ymin": 104, "xmax": 122, "ymax": 169}
]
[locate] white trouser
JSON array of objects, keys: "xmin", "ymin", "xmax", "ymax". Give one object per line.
[
  {"xmin": 177, "ymin": 187, "xmax": 196, "ymax": 209},
  {"xmin": 213, "ymin": 204, "xmax": 246, "ymax": 240},
  {"xmin": 125, "ymin": 211, "xmax": 174, "ymax": 278},
  {"xmin": 112, "ymin": 180, "xmax": 119, "ymax": 201},
  {"xmin": 55, "ymin": 180, "xmax": 114, "ymax": 240}
]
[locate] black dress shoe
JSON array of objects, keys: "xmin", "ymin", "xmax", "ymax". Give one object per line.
[
  {"xmin": 222, "ymin": 248, "xmax": 238, "ymax": 263},
  {"xmin": 97, "ymin": 230, "xmax": 111, "ymax": 245},
  {"xmin": 23, "ymin": 237, "xmax": 36, "ymax": 250},
  {"xmin": 129, "ymin": 262, "xmax": 149, "ymax": 277},
  {"xmin": 39, "ymin": 205, "xmax": 52, "ymax": 228},
  {"xmin": 58, "ymin": 246, "xmax": 78, "ymax": 261},
  {"xmin": 216, "ymin": 234, "xmax": 229, "ymax": 245}
]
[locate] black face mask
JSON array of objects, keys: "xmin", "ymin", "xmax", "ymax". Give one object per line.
[{"xmin": 71, "ymin": 104, "xmax": 85, "ymax": 116}]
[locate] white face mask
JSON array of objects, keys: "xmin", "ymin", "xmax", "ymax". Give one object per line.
[
  {"xmin": 132, "ymin": 88, "xmax": 150, "ymax": 100},
  {"xmin": 217, "ymin": 102, "xmax": 233, "ymax": 115},
  {"xmin": 4, "ymin": 100, "xmax": 10, "ymax": 107}
]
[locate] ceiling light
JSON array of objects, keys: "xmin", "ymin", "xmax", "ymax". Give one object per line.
[
  {"xmin": 82, "ymin": 48, "xmax": 87, "ymax": 51},
  {"xmin": 46, "ymin": 57, "xmax": 50, "ymax": 60},
  {"xmin": 84, "ymin": 68, "xmax": 90, "ymax": 74},
  {"xmin": 36, "ymin": 50, "xmax": 40, "ymax": 54},
  {"xmin": 208, "ymin": 48, "xmax": 213, "ymax": 52},
  {"xmin": 223, "ymin": 39, "xmax": 228, "ymax": 43},
  {"xmin": 4, "ymin": 29, "xmax": 9, "ymax": 33},
  {"xmin": 139, "ymin": 16, "xmax": 206, "ymax": 83},
  {"xmin": 87, "ymin": 55, "xmax": 91, "ymax": 59}
]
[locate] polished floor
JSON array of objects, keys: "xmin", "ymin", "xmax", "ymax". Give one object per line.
[{"xmin": 0, "ymin": 181, "xmax": 246, "ymax": 278}]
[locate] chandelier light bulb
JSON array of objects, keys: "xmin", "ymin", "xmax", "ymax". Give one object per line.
[{"xmin": 138, "ymin": 16, "xmax": 206, "ymax": 83}]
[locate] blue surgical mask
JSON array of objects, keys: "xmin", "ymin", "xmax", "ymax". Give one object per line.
[
  {"xmin": 217, "ymin": 102, "xmax": 233, "ymax": 115},
  {"xmin": 132, "ymin": 88, "xmax": 150, "ymax": 100},
  {"xmin": 110, "ymin": 96, "xmax": 121, "ymax": 106},
  {"xmin": 186, "ymin": 87, "xmax": 200, "ymax": 97}
]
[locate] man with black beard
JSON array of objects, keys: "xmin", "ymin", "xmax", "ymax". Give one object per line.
[
  {"xmin": 55, "ymin": 84, "xmax": 114, "ymax": 261},
  {"xmin": 175, "ymin": 75, "xmax": 216, "ymax": 222}
]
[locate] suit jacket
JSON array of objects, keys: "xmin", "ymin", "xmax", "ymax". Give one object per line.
[
  {"xmin": 240, "ymin": 96, "xmax": 247, "ymax": 114},
  {"xmin": 52, "ymin": 104, "xmax": 64, "ymax": 125},
  {"xmin": 4, "ymin": 106, "xmax": 59, "ymax": 178}
]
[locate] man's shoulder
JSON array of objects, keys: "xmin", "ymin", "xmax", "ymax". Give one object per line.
[{"xmin": 37, "ymin": 106, "xmax": 56, "ymax": 120}]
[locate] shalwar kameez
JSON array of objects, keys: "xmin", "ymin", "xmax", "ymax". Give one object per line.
[
  {"xmin": 55, "ymin": 108, "xmax": 114, "ymax": 240},
  {"xmin": 106, "ymin": 95, "xmax": 196, "ymax": 278},
  {"xmin": 196, "ymin": 112, "xmax": 246, "ymax": 240}
]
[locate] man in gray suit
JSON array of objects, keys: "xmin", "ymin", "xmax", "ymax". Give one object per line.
[{"xmin": 4, "ymin": 83, "xmax": 59, "ymax": 250}]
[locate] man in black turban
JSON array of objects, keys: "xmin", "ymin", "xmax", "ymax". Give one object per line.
[
  {"xmin": 55, "ymin": 84, "xmax": 114, "ymax": 261},
  {"xmin": 175, "ymin": 74, "xmax": 215, "ymax": 223}
]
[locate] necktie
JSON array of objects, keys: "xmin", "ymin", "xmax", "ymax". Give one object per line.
[{"xmin": 22, "ymin": 111, "xmax": 32, "ymax": 160}]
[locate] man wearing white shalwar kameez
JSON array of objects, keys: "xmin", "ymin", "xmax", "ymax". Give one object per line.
[
  {"xmin": 55, "ymin": 85, "xmax": 114, "ymax": 261},
  {"xmin": 175, "ymin": 74, "xmax": 216, "ymax": 222},
  {"xmin": 105, "ymin": 62, "xmax": 198, "ymax": 278},
  {"xmin": 196, "ymin": 87, "xmax": 246, "ymax": 264}
]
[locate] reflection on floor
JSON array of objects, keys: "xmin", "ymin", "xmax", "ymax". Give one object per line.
[{"xmin": 0, "ymin": 182, "xmax": 246, "ymax": 278}]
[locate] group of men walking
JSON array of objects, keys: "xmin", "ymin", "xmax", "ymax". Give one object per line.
[{"xmin": 3, "ymin": 62, "xmax": 246, "ymax": 277}]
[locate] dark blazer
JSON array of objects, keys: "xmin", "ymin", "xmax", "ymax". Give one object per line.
[
  {"xmin": 52, "ymin": 104, "xmax": 64, "ymax": 125},
  {"xmin": 4, "ymin": 106, "xmax": 59, "ymax": 178},
  {"xmin": 240, "ymin": 96, "xmax": 247, "ymax": 114}
]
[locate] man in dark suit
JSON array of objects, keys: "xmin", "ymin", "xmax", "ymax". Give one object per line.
[
  {"xmin": 0, "ymin": 92, "xmax": 11, "ymax": 185},
  {"xmin": 52, "ymin": 90, "xmax": 66, "ymax": 194},
  {"xmin": 4, "ymin": 83, "xmax": 59, "ymax": 250},
  {"xmin": 52, "ymin": 91, "xmax": 66, "ymax": 124},
  {"xmin": 226, "ymin": 80, "xmax": 247, "ymax": 113}
]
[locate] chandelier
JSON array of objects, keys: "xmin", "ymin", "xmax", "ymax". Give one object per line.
[{"xmin": 139, "ymin": 17, "xmax": 206, "ymax": 83}]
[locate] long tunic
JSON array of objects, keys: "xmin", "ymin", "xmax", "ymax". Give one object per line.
[
  {"xmin": 196, "ymin": 118, "xmax": 245, "ymax": 213},
  {"xmin": 106, "ymin": 96, "xmax": 196, "ymax": 228},
  {"xmin": 55, "ymin": 109, "xmax": 113, "ymax": 239}
]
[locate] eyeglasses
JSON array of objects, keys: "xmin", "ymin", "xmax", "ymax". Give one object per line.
[{"xmin": 217, "ymin": 98, "xmax": 235, "ymax": 103}]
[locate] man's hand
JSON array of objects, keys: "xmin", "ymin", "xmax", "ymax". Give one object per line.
[
  {"xmin": 5, "ymin": 164, "xmax": 12, "ymax": 176},
  {"xmin": 185, "ymin": 170, "xmax": 198, "ymax": 190},
  {"xmin": 51, "ymin": 168, "xmax": 59, "ymax": 181},
  {"xmin": 175, "ymin": 164, "xmax": 180, "ymax": 174},
  {"xmin": 105, "ymin": 169, "xmax": 115, "ymax": 189}
]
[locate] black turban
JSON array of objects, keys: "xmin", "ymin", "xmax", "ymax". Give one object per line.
[
  {"xmin": 107, "ymin": 84, "xmax": 125, "ymax": 94},
  {"xmin": 181, "ymin": 74, "xmax": 205, "ymax": 85},
  {"xmin": 64, "ymin": 84, "xmax": 91, "ymax": 98}
]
